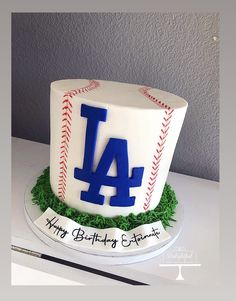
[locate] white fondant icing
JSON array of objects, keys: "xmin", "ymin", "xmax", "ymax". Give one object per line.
[
  {"xmin": 34, "ymin": 207, "xmax": 171, "ymax": 254},
  {"xmin": 50, "ymin": 79, "xmax": 187, "ymax": 217}
]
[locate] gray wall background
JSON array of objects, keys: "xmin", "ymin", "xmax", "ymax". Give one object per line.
[{"xmin": 12, "ymin": 13, "xmax": 219, "ymax": 181}]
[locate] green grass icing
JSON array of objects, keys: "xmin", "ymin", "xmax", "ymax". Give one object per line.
[{"xmin": 31, "ymin": 167, "xmax": 178, "ymax": 231}]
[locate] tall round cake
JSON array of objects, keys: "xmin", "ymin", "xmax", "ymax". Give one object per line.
[{"xmin": 49, "ymin": 79, "xmax": 188, "ymax": 218}]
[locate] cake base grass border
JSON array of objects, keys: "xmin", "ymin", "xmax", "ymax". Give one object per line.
[{"xmin": 31, "ymin": 167, "xmax": 178, "ymax": 231}]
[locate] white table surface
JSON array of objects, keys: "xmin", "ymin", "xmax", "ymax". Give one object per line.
[{"xmin": 11, "ymin": 137, "xmax": 219, "ymax": 286}]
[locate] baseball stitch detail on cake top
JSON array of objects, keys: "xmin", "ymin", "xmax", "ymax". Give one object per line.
[
  {"xmin": 139, "ymin": 86, "xmax": 174, "ymax": 211},
  {"xmin": 58, "ymin": 80, "xmax": 100, "ymax": 200}
]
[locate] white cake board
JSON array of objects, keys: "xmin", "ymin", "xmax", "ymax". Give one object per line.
[{"xmin": 24, "ymin": 171, "xmax": 183, "ymax": 265}]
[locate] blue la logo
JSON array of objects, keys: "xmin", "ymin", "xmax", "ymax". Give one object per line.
[{"xmin": 74, "ymin": 104, "xmax": 144, "ymax": 207}]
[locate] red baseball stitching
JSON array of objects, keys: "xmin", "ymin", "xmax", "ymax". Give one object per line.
[
  {"xmin": 57, "ymin": 80, "xmax": 100, "ymax": 200},
  {"xmin": 139, "ymin": 86, "xmax": 174, "ymax": 211}
]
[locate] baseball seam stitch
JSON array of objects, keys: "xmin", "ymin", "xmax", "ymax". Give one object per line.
[
  {"xmin": 57, "ymin": 80, "xmax": 100, "ymax": 200},
  {"xmin": 138, "ymin": 86, "xmax": 174, "ymax": 211}
]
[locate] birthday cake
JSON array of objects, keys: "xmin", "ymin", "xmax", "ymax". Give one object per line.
[{"xmin": 30, "ymin": 79, "xmax": 188, "ymax": 257}]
